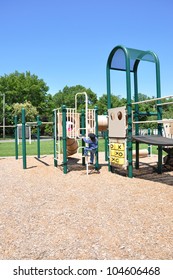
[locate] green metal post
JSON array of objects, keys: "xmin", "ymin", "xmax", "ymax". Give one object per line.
[
  {"xmin": 104, "ymin": 130, "xmax": 108, "ymax": 161},
  {"xmin": 126, "ymin": 56, "xmax": 133, "ymax": 178},
  {"xmin": 14, "ymin": 115, "xmax": 18, "ymax": 160},
  {"xmin": 22, "ymin": 108, "xmax": 27, "ymax": 169},
  {"xmin": 103, "ymin": 112, "xmax": 108, "ymax": 161},
  {"xmin": 81, "ymin": 109, "xmax": 85, "ymax": 165},
  {"xmin": 106, "ymin": 67, "xmax": 111, "ymax": 110},
  {"xmin": 53, "ymin": 110, "xmax": 57, "ymax": 167},
  {"xmin": 155, "ymin": 55, "xmax": 162, "ymax": 173},
  {"xmin": 134, "ymin": 65, "xmax": 139, "ymax": 169},
  {"xmin": 37, "ymin": 115, "xmax": 40, "ymax": 158},
  {"xmin": 62, "ymin": 105, "xmax": 67, "ymax": 174},
  {"xmin": 94, "ymin": 106, "xmax": 99, "ymax": 170},
  {"xmin": 148, "ymin": 128, "xmax": 151, "ymax": 156},
  {"xmin": 106, "ymin": 62, "xmax": 111, "ymax": 171}
]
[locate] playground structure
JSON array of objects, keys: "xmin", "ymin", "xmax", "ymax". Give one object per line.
[
  {"xmin": 53, "ymin": 92, "xmax": 108, "ymax": 174},
  {"xmin": 106, "ymin": 45, "xmax": 173, "ymax": 178},
  {"xmin": 2, "ymin": 45, "xmax": 173, "ymax": 178},
  {"xmin": 11, "ymin": 92, "xmax": 107, "ymax": 174}
]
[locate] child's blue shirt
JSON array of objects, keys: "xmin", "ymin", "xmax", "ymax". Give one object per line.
[{"xmin": 83, "ymin": 137, "xmax": 98, "ymax": 150}]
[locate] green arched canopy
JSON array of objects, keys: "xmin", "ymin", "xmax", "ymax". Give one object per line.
[
  {"xmin": 106, "ymin": 45, "xmax": 162, "ymax": 178},
  {"xmin": 106, "ymin": 45, "xmax": 161, "ymax": 109}
]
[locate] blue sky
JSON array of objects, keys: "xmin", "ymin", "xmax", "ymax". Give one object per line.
[{"xmin": 0, "ymin": 0, "xmax": 173, "ymax": 98}]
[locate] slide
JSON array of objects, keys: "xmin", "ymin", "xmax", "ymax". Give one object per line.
[{"xmin": 66, "ymin": 138, "xmax": 78, "ymax": 156}]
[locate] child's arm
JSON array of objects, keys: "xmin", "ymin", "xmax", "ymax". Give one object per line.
[{"xmin": 82, "ymin": 137, "xmax": 91, "ymax": 144}]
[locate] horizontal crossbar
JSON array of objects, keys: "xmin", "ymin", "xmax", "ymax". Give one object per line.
[
  {"xmin": 0, "ymin": 125, "xmax": 15, "ymax": 128},
  {"xmin": 133, "ymin": 119, "xmax": 173, "ymax": 124},
  {"xmin": 132, "ymin": 95, "xmax": 173, "ymax": 105}
]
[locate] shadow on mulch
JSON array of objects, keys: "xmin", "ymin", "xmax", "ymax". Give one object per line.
[
  {"xmin": 34, "ymin": 156, "xmax": 50, "ymax": 166},
  {"xmin": 64, "ymin": 157, "xmax": 103, "ymax": 174},
  {"xmin": 111, "ymin": 161, "xmax": 173, "ymax": 187}
]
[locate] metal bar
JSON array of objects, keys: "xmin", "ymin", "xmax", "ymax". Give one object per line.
[
  {"xmin": 0, "ymin": 125, "xmax": 14, "ymax": 127},
  {"xmin": 134, "ymin": 111, "xmax": 158, "ymax": 116},
  {"xmin": 133, "ymin": 120, "xmax": 173, "ymax": 124},
  {"xmin": 14, "ymin": 116, "xmax": 18, "ymax": 160},
  {"xmin": 75, "ymin": 92, "xmax": 88, "ymax": 137},
  {"xmin": 62, "ymin": 105, "xmax": 67, "ymax": 174},
  {"xmin": 94, "ymin": 106, "xmax": 99, "ymax": 170},
  {"xmin": 37, "ymin": 116, "xmax": 40, "ymax": 159},
  {"xmin": 53, "ymin": 110, "xmax": 57, "ymax": 167},
  {"xmin": 41, "ymin": 122, "xmax": 53, "ymax": 124},
  {"xmin": 22, "ymin": 108, "xmax": 27, "ymax": 169},
  {"xmin": 81, "ymin": 109, "xmax": 85, "ymax": 166},
  {"xmin": 93, "ymin": 109, "xmax": 95, "ymax": 133},
  {"xmin": 57, "ymin": 109, "xmax": 61, "ymax": 163},
  {"xmin": 157, "ymin": 101, "xmax": 173, "ymax": 106},
  {"xmin": 132, "ymin": 95, "xmax": 173, "ymax": 105},
  {"xmin": 66, "ymin": 108, "xmax": 69, "ymax": 137},
  {"xmin": 126, "ymin": 54, "xmax": 133, "ymax": 178},
  {"xmin": 0, "ymin": 93, "xmax": 5, "ymax": 139},
  {"xmin": 2, "ymin": 93, "xmax": 5, "ymax": 138},
  {"xmin": 148, "ymin": 128, "xmax": 151, "ymax": 156},
  {"xmin": 72, "ymin": 108, "xmax": 74, "ymax": 138}
]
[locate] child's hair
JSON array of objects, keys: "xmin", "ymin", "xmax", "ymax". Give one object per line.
[{"xmin": 88, "ymin": 133, "xmax": 96, "ymax": 142}]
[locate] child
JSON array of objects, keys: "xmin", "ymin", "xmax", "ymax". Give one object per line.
[{"xmin": 82, "ymin": 133, "xmax": 98, "ymax": 164}]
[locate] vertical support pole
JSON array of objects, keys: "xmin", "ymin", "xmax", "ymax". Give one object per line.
[
  {"xmin": 127, "ymin": 99, "xmax": 133, "ymax": 177},
  {"xmin": 22, "ymin": 108, "xmax": 27, "ymax": 169},
  {"xmin": 134, "ymin": 63, "xmax": 139, "ymax": 170},
  {"xmin": 103, "ymin": 112, "xmax": 108, "ymax": 161},
  {"xmin": 158, "ymin": 145, "xmax": 162, "ymax": 174},
  {"xmin": 135, "ymin": 142, "xmax": 139, "ymax": 169},
  {"xmin": 157, "ymin": 102, "xmax": 162, "ymax": 173},
  {"xmin": 14, "ymin": 115, "xmax": 18, "ymax": 160},
  {"xmin": 134, "ymin": 100, "xmax": 140, "ymax": 168},
  {"xmin": 126, "ymin": 59, "xmax": 133, "ymax": 178},
  {"xmin": 53, "ymin": 110, "xmax": 57, "ymax": 167},
  {"xmin": 104, "ymin": 130, "xmax": 108, "ymax": 161},
  {"xmin": 81, "ymin": 109, "xmax": 85, "ymax": 166},
  {"xmin": 148, "ymin": 128, "xmax": 151, "ymax": 156},
  {"xmin": 62, "ymin": 105, "xmax": 67, "ymax": 174},
  {"xmin": 37, "ymin": 116, "xmax": 40, "ymax": 158},
  {"xmin": 155, "ymin": 57, "xmax": 162, "ymax": 173},
  {"xmin": 2, "ymin": 93, "xmax": 5, "ymax": 139},
  {"xmin": 106, "ymin": 63, "xmax": 111, "ymax": 110},
  {"xmin": 106, "ymin": 61, "xmax": 111, "ymax": 172},
  {"xmin": 94, "ymin": 106, "xmax": 99, "ymax": 170}
]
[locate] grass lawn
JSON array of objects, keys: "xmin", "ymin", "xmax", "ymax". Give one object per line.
[
  {"xmin": 0, "ymin": 138, "xmax": 160, "ymax": 157},
  {"xmin": 0, "ymin": 139, "xmax": 54, "ymax": 157}
]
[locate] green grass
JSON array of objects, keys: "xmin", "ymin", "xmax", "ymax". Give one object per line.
[
  {"xmin": 0, "ymin": 138, "xmax": 160, "ymax": 157},
  {"xmin": 0, "ymin": 140, "xmax": 54, "ymax": 157},
  {"xmin": 133, "ymin": 143, "xmax": 159, "ymax": 154}
]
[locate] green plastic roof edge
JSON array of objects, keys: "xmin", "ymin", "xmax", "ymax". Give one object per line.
[{"xmin": 107, "ymin": 45, "xmax": 160, "ymax": 72}]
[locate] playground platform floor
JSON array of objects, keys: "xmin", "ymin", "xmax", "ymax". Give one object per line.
[{"xmin": 0, "ymin": 153, "xmax": 173, "ymax": 260}]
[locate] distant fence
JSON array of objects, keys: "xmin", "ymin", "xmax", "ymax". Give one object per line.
[{"xmin": 137, "ymin": 129, "xmax": 158, "ymax": 135}]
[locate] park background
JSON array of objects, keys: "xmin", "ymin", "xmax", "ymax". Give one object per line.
[{"xmin": 0, "ymin": 0, "xmax": 173, "ymax": 137}]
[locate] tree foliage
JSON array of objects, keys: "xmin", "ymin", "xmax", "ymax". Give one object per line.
[
  {"xmin": 96, "ymin": 94, "xmax": 127, "ymax": 114},
  {"xmin": 12, "ymin": 101, "xmax": 38, "ymax": 123},
  {"xmin": 53, "ymin": 85, "xmax": 97, "ymax": 111},
  {"xmin": 0, "ymin": 71, "xmax": 51, "ymax": 124}
]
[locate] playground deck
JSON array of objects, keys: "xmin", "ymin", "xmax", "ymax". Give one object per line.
[{"xmin": 0, "ymin": 153, "xmax": 173, "ymax": 260}]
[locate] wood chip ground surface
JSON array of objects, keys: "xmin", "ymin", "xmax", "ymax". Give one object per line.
[{"xmin": 0, "ymin": 153, "xmax": 173, "ymax": 260}]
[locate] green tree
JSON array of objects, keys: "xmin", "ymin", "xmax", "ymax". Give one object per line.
[
  {"xmin": 96, "ymin": 94, "xmax": 127, "ymax": 114},
  {"xmin": 12, "ymin": 101, "xmax": 38, "ymax": 123},
  {"xmin": 53, "ymin": 85, "xmax": 97, "ymax": 111},
  {"xmin": 0, "ymin": 71, "xmax": 51, "ymax": 124}
]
